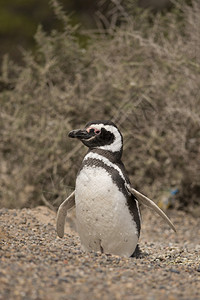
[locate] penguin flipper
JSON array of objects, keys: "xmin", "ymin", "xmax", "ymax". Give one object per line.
[
  {"xmin": 126, "ymin": 185, "xmax": 176, "ymax": 233},
  {"xmin": 56, "ymin": 191, "xmax": 75, "ymax": 238}
]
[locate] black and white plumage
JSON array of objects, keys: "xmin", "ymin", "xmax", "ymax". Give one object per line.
[{"xmin": 56, "ymin": 120, "xmax": 176, "ymax": 257}]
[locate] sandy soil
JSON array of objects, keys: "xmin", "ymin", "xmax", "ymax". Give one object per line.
[{"xmin": 0, "ymin": 206, "xmax": 200, "ymax": 300}]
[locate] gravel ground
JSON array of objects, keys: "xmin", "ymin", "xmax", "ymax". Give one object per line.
[{"xmin": 0, "ymin": 206, "xmax": 200, "ymax": 300}]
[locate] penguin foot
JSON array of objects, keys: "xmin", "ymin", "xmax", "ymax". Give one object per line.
[{"xmin": 131, "ymin": 244, "xmax": 150, "ymax": 259}]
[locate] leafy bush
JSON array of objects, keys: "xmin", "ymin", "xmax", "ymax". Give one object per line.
[{"xmin": 0, "ymin": 0, "xmax": 199, "ymax": 210}]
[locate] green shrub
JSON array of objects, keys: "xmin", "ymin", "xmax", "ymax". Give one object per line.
[{"xmin": 0, "ymin": 0, "xmax": 199, "ymax": 209}]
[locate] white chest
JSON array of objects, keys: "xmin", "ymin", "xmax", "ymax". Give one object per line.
[{"xmin": 75, "ymin": 165, "xmax": 138, "ymax": 257}]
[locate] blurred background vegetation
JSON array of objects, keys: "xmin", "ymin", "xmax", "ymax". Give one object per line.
[
  {"xmin": 0, "ymin": 0, "xmax": 192, "ymax": 62},
  {"xmin": 0, "ymin": 0, "xmax": 199, "ymax": 214}
]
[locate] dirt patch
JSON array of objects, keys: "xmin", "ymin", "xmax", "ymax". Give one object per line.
[{"xmin": 0, "ymin": 207, "xmax": 199, "ymax": 300}]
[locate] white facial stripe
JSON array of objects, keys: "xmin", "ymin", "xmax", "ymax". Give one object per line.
[
  {"xmin": 86, "ymin": 124, "xmax": 122, "ymax": 152},
  {"xmin": 84, "ymin": 152, "xmax": 127, "ymax": 184}
]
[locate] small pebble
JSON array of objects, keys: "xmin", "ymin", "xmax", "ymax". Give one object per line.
[{"xmin": 169, "ymin": 268, "xmax": 180, "ymax": 274}]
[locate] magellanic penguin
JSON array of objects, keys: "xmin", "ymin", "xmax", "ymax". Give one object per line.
[{"xmin": 56, "ymin": 120, "xmax": 176, "ymax": 257}]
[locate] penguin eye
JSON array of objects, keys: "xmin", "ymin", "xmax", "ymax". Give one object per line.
[
  {"xmin": 94, "ymin": 129, "xmax": 101, "ymax": 135},
  {"xmin": 87, "ymin": 127, "xmax": 101, "ymax": 135}
]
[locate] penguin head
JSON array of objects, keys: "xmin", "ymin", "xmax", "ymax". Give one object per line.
[{"xmin": 68, "ymin": 120, "xmax": 123, "ymax": 153}]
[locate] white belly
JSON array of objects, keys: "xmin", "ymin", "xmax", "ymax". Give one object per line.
[{"xmin": 75, "ymin": 166, "xmax": 138, "ymax": 257}]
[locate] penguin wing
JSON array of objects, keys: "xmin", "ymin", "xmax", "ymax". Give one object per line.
[
  {"xmin": 126, "ymin": 185, "xmax": 176, "ymax": 233},
  {"xmin": 56, "ymin": 191, "xmax": 75, "ymax": 238}
]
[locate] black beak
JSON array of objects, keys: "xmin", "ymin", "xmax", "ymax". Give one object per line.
[{"xmin": 68, "ymin": 129, "xmax": 92, "ymax": 140}]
